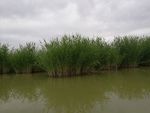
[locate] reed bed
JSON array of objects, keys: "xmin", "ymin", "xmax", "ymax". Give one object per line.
[
  {"xmin": 10, "ymin": 43, "xmax": 37, "ymax": 74},
  {"xmin": 0, "ymin": 35, "xmax": 150, "ymax": 76},
  {"xmin": 0, "ymin": 44, "xmax": 10, "ymax": 74}
]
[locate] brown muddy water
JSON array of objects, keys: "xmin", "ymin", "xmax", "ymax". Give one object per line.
[{"xmin": 0, "ymin": 68, "xmax": 150, "ymax": 113}]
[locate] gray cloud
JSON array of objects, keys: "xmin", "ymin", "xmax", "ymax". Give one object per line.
[{"xmin": 0, "ymin": 0, "xmax": 150, "ymax": 46}]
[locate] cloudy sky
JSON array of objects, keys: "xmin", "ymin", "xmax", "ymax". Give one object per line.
[{"xmin": 0, "ymin": 0, "xmax": 150, "ymax": 46}]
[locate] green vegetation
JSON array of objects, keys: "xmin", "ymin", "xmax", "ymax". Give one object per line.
[
  {"xmin": 0, "ymin": 35, "xmax": 150, "ymax": 76},
  {"xmin": 10, "ymin": 43, "xmax": 37, "ymax": 74},
  {"xmin": 139, "ymin": 36, "xmax": 150, "ymax": 66},
  {"xmin": 113, "ymin": 36, "xmax": 141, "ymax": 68},
  {"xmin": 0, "ymin": 44, "xmax": 10, "ymax": 74}
]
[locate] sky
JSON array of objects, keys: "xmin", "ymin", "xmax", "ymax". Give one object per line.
[{"xmin": 0, "ymin": 0, "xmax": 150, "ymax": 46}]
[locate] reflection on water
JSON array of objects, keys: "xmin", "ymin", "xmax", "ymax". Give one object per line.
[{"xmin": 0, "ymin": 68, "xmax": 150, "ymax": 113}]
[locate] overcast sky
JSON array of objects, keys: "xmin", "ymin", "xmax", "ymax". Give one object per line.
[{"xmin": 0, "ymin": 0, "xmax": 150, "ymax": 46}]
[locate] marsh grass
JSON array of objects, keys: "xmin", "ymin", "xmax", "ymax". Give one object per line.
[
  {"xmin": 139, "ymin": 36, "xmax": 150, "ymax": 66},
  {"xmin": 113, "ymin": 36, "xmax": 141, "ymax": 68},
  {"xmin": 38, "ymin": 35, "xmax": 97, "ymax": 77},
  {"xmin": 10, "ymin": 43, "xmax": 37, "ymax": 74},
  {"xmin": 0, "ymin": 44, "xmax": 11, "ymax": 74},
  {"xmin": 0, "ymin": 35, "xmax": 150, "ymax": 76}
]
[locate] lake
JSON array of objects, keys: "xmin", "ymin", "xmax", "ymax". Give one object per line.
[{"xmin": 0, "ymin": 68, "xmax": 150, "ymax": 113}]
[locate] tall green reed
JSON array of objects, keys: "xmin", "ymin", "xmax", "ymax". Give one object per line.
[
  {"xmin": 113, "ymin": 36, "xmax": 141, "ymax": 68},
  {"xmin": 0, "ymin": 35, "xmax": 150, "ymax": 76},
  {"xmin": 10, "ymin": 43, "xmax": 37, "ymax": 73},
  {"xmin": 0, "ymin": 44, "xmax": 11, "ymax": 74}
]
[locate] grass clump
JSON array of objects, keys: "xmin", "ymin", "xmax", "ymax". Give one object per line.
[
  {"xmin": 139, "ymin": 36, "xmax": 150, "ymax": 66},
  {"xmin": 0, "ymin": 44, "xmax": 11, "ymax": 74},
  {"xmin": 113, "ymin": 36, "xmax": 141, "ymax": 68},
  {"xmin": 38, "ymin": 35, "xmax": 97, "ymax": 77},
  {"xmin": 10, "ymin": 43, "xmax": 37, "ymax": 74}
]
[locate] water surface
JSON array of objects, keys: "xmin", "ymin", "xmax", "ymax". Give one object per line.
[{"xmin": 0, "ymin": 68, "xmax": 150, "ymax": 113}]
